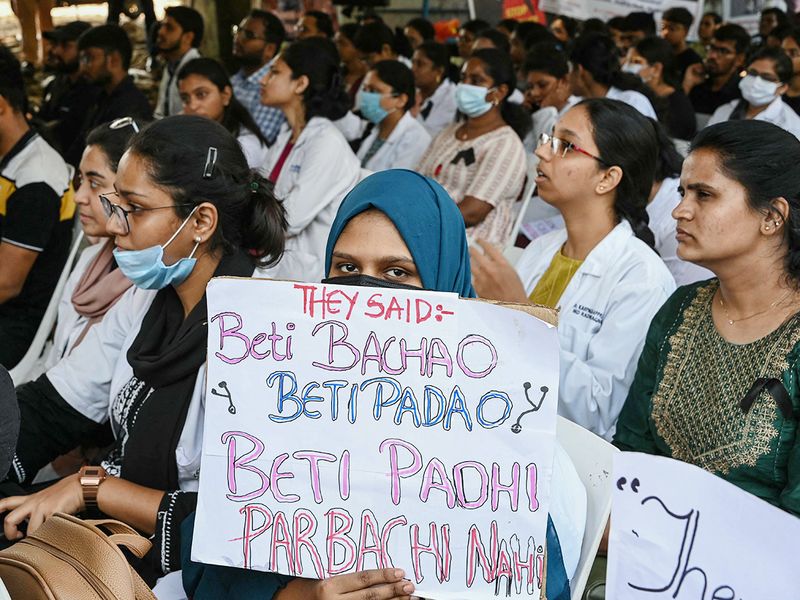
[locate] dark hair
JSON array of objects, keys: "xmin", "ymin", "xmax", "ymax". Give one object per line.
[
  {"xmin": 571, "ymin": 33, "xmax": 657, "ymax": 102},
  {"xmin": 282, "ymin": 37, "xmax": 350, "ymax": 121},
  {"xmin": 306, "ymin": 10, "xmax": 334, "ymax": 38},
  {"xmin": 126, "ymin": 115, "xmax": 286, "ymax": 267},
  {"xmin": 461, "ymin": 19, "xmax": 490, "ymax": 36},
  {"xmin": 165, "ymin": 6, "xmax": 204, "ymax": 48},
  {"xmin": 0, "ymin": 45, "xmax": 25, "ymax": 112},
  {"xmin": 476, "ymin": 28, "xmax": 510, "ymax": 55},
  {"xmin": 649, "ymin": 118, "xmax": 683, "ymax": 182},
  {"xmin": 607, "ymin": 16, "xmax": 625, "ymax": 30},
  {"xmin": 177, "ymin": 58, "xmax": 268, "ymax": 146},
  {"xmin": 769, "ymin": 24, "xmax": 794, "ymax": 42},
  {"xmin": 517, "ymin": 21, "xmax": 556, "ymax": 50},
  {"xmin": 416, "ymin": 41, "xmax": 449, "ymax": 73},
  {"xmin": 497, "ymin": 18, "xmax": 518, "ymax": 34},
  {"xmin": 522, "ymin": 42, "xmax": 568, "ymax": 78},
  {"xmin": 783, "ymin": 26, "xmax": 800, "ymax": 46},
  {"xmin": 748, "ymin": 46, "xmax": 793, "ymax": 84},
  {"xmin": 703, "ymin": 11, "xmax": 722, "ymax": 25},
  {"xmin": 86, "ymin": 118, "xmax": 143, "ymax": 171},
  {"xmin": 355, "ymin": 21, "xmax": 396, "ymax": 55},
  {"xmin": 470, "ymin": 48, "xmax": 531, "ymax": 140},
  {"xmin": 713, "ymin": 23, "xmax": 751, "ymax": 54},
  {"xmin": 578, "ymin": 98, "xmax": 658, "ymax": 248},
  {"xmin": 553, "ymin": 15, "xmax": 578, "ymax": 39},
  {"xmin": 249, "ymin": 9, "xmax": 286, "ymax": 48},
  {"xmin": 763, "ymin": 7, "xmax": 790, "ymax": 27},
  {"xmin": 406, "ymin": 17, "xmax": 434, "ymax": 42},
  {"xmin": 339, "ymin": 22, "xmax": 360, "ymax": 42},
  {"xmin": 78, "ymin": 24, "xmax": 133, "ymax": 70},
  {"xmin": 622, "ymin": 12, "xmax": 656, "ymax": 35},
  {"xmin": 635, "ymin": 36, "xmax": 680, "ymax": 87},
  {"xmin": 662, "ymin": 7, "xmax": 693, "ymax": 30},
  {"xmin": 371, "ymin": 60, "xmax": 415, "ymax": 111},
  {"xmin": 582, "ymin": 18, "xmax": 609, "ymax": 36},
  {"xmin": 691, "ymin": 119, "xmax": 800, "ymax": 282}
]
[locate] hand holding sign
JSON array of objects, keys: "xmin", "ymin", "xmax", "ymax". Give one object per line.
[{"xmin": 193, "ymin": 278, "xmax": 560, "ymax": 599}]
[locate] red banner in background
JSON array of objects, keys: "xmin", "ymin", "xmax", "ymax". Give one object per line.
[{"xmin": 502, "ymin": 0, "xmax": 545, "ymax": 23}]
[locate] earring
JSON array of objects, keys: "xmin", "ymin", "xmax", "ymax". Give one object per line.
[
  {"xmin": 765, "ymin": 226, "xmax": 772, "ymax": 231},
  {"xmin": 194, "ymin": 236, "xmax": 202, "ymax": 243}
]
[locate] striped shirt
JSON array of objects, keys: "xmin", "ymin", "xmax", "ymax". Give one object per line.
[
  {"xmin": 231, "ymin": 60, "xmax": 286, "ymax": 145},
  {"xmin": 416, "ymin": 123, "xmax": 526, "ymax": 246}
]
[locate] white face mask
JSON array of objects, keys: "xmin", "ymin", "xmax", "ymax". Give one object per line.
[
  {"xmin": 739, "ymin": 74, "xmax": 781, "ymax": 107},
  {"xmin": 621, "ymin": 63, "xmax": 644, "ymax": 76}
]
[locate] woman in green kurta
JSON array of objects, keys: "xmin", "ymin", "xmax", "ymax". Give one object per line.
[{"xmin": 614, "ymin": 119, "xmax": 800, "ymax": 515}]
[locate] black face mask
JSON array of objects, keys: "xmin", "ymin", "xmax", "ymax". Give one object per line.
[{"xmin": 321, "ymin": 274, "xmax": 423, "ymax": 291}]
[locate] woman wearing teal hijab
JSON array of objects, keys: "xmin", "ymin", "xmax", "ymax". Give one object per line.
[{"xmin": 323, "ymin": 169, "xmax": 476, "ymax": 298}]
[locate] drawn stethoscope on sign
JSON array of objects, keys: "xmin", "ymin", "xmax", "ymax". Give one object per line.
[
  {"xmin": 211, "ymin": 381, "xmax": 236, "ymax": 415},
  {"xmin": 511, "ymin": 383, "xmax": 549, "ymax": 433}
]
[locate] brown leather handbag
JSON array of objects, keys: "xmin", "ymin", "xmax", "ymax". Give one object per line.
[{"xmin": 0, "ymin": 512, "xmax": 156, "ymax": 600}]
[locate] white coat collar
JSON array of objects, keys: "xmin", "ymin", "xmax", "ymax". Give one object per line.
[{"xmin": 542, "ymin": 219, "xmax": 636, "ymax": 279}]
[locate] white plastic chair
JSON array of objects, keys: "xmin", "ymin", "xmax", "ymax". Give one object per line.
[
  {"xmin": 9, "ymin": 230, "xmax": 84, "ymax": 385},
  {"xmin": 504, "ymin": 170, "xmax": 537, "ymax": 251},
  {"xmin": 556, "ymin": 416, "xmax": 618, "ymax": 600}
]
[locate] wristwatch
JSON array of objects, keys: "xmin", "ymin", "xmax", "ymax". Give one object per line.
[{"xmin": 78, "ymin": 465, "xmax": 107, "ymax": 509}]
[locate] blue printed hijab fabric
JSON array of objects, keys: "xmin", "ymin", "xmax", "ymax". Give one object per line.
[{"xmin": 324, "ymin": 169, "xmax": 476, "ymax": 298}]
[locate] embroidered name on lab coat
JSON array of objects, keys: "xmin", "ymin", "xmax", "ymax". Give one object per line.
[{"xmin": 572, "ymin": 304, "xmax": 604, "ymax": 324}]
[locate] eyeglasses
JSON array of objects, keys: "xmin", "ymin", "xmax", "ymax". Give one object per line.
[
  {"xmin": 744, "ymin": 68, "xmax": 780, "ymax": 84},
  {"xmin": 232, "ymin": 24, "xmax": 265, "ymax": 41},
  {"xmin": 109, "ymin": 117, "xmax": 140, "ymax": 133},
  {"xmin": 99, "ymin": 192, "xmax": 193, "ymax": 234},
  {"xmin": 537, "ymin": 132, "xmax": 608, "ymax": 165}
]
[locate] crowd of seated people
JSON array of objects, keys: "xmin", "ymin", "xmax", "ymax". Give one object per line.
[{"xmin": 3, "ymin": 4, "xmax": 800, "ymax": 599}]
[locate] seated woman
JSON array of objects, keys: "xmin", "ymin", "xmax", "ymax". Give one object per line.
[
  {"xmin": 182, "ymin": 169, "xmax": 586, "ymax": 599},
  {"xmin": 178, "ymin": 57, "xmax": 270, "ymax": 170},
  {"xmin": 624, "ymin": 36, "xmax": 697, "ymax": 140},
  {"xmin": 570, "ymin": 33, "xmax": 657, "ymax": 119},
  {"xmin": 42, "ymin": 119, "xmax": 139, "ymax": 373},
  {"xmin": 614, "ymin": 120, "xmax": 800, "ymax": 515},
  {"xmin": 412, "ymin": 41, "xmax": 458, "ymax": 137},
  {"xmin": 335, "ymin": 23, "xmax": 367, "ymax": 106},
  {"xmin": 260, "ymin": 37, "xmax": 361, "ymax": 282},
  {"xmin": 470, "ymin": 99, "xmax": 676, "ymax": 440},
  {"xmin": 416, "ymin": 48, "xmax": 528, "ymax": 248},
  {"xmin": 356, "ymin": 60, "xmax": 431, "ymax": 172},
  {"xmin": 647, "ymin": 119, "xmax": 713, "ymax": 286},
  {"xmin": 0, "ymin": 115, "xmax": 287, "ymax": 585},
  {"xmin": 707, "ymin": 47, "xmax": 800, "ymax": 140}
]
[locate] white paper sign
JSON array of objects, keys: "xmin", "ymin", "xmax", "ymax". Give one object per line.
[
  {"xmin": 540, "ymin": 0, "xmax": 702, "ymax": 27},
  {"xmin": 607, "ymin": 452, "xmax": 800, "ymax": 599},
  {"xmin": 193, "ymin": 278, "xmax": 560, "ymax": 599}
]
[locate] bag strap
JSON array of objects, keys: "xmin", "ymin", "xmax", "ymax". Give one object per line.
[
  {"xmin": 107, "ymin": 533, "xmax": 152, "ymax": 558},
  {"xmin": 85, "ymin": 518, "xmax": 140, "ymax": 536}
]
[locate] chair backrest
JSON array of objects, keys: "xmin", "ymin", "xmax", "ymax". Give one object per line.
[
  {"xmin": 9, "ymin": 231, "xmax": 85, "ymax": 385},
  {"xmin": 556, "ymin": 416, "xmax": 618, "ymax": 600},
  {"xmin": 504, "ymin": 170, "xmax": 537, "ymax": 251}
]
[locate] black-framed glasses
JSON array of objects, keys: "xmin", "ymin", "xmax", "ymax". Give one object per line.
[
  {"xmin": 706, "ymin": 43, "xmax": 735, "ymax": 56},
  {"xmin": 537, "ymin": 132, "xmax": 608, "ymax": 165},
  {"xmin": 109, "ymin": 117, "xmax": 140, "ymax": 133},
  {"xmin": 99, "ymin": 192, "xmax": 193, "ymax": 234},
  {"xmin": 232, "ymin": 24, "xmax": 265, "ymax": 41}
]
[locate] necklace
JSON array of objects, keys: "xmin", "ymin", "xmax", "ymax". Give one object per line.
[{"xmin": 718, "ymin": 288, "xmax": 794, "ymax": 325}]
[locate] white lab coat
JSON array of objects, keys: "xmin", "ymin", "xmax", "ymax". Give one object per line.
[
  {"xmin": 356, "ymin": 112, "xmax": 431, "ymax": 172},
  {"xmin": 417, "ymin": 79, "xmax": 458, "ymax": 137},
  {"xmin": 606, "ymin": 86, "xmax": 656, "ymax": 119},
  {"xmin": 260, "ymin": 117, "xmax": 361, "ymax": 282},
  {"xmin": 647, "ymin": 177, "xmax": 715, "ymax": 286},
  {"xmin": 515, "ymin": 220, "xmax": 676, "ymax": 440},
  {"xmin": 155, "ymin": 48, "xmax": 201, "ymax": 119},
  {"xmin": 707, "ymin": 95, "xmax": 800, "ymax": 140},
  {"xmin": 237, "ymin": 129, "xmax": 269, "ymax": 171}
]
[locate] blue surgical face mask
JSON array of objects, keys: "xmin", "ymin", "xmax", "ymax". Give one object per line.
[
  {"xmin": 113, "ymin": 207, "xmax": 200, "ymax": 290},
  {"xmin": 358, "ymin": 90, "xmax": 395, "ymax": 124},
  {"xmin": 455, "ymin": 82, "xmax": 496, "ymax": 118}
]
